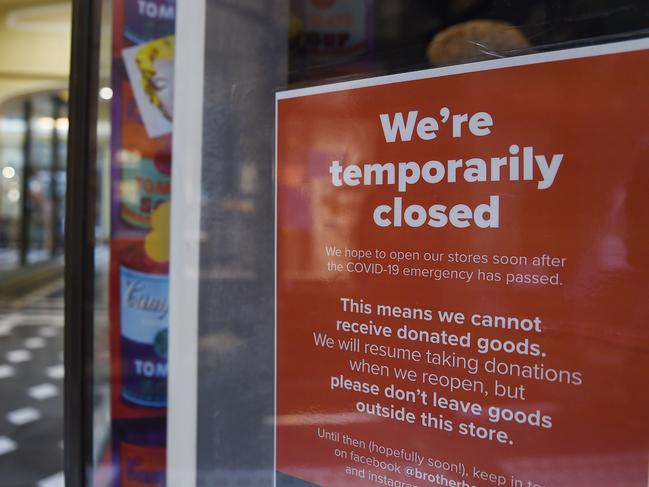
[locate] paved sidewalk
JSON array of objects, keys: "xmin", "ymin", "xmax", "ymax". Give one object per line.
[{"xmin": 0, "ymin": 281, "xmax": 64, "ymax": 487}]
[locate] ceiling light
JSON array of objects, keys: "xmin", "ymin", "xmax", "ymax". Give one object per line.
[{"xmin": 99, "ymin": 87, "xmax": 113, "ymax": 100}]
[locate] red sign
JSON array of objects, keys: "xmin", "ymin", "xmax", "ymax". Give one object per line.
[{"xmin": 276, "ymin": 40, "xmax": 649, "ymax": 486}]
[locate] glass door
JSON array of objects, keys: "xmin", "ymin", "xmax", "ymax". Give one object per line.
[{"xmin": 67, "ymin": 1, "xmax": 649, "ymax": 486}]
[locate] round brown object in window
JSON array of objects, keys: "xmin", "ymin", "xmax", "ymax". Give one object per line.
[{"xmin": 427, "ymin": 20, "xmax": 531, "ymax": 67}]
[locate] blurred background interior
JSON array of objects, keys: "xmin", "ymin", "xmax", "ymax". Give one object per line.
[{"xmin": 0, "ymin": 0, "xmax": 646, "ymax": 486}]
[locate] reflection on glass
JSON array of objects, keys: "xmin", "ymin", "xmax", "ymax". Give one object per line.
[
  {"xmin": 28, "ymin": 95, "xmax": 62, "ymax": 264},
  {"xmin": 0, "ymin": 99, "xmax": 25, "ymax": 270},
  {"xmin": 0, "ymin": 92, "xmax": 68, "ymax": 271}
]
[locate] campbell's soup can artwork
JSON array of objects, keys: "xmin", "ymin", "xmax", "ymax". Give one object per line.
[
  {"xmin": 119, "ymin": 151, "xmax": 171, "ymax": 230},
  {"xmin": 120, "ymin": 264, "xmax": 168, "ymax": 407},
  {"xmin": 119, "ymin": 203, "xmax": 170, "ymax": 408}
]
